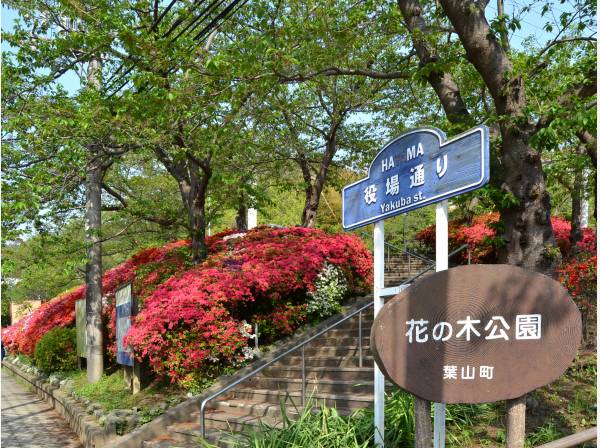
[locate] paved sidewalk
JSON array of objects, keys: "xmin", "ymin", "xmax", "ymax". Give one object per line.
[{"xmin": 1, "ymin": 367, "xmax": 82, "ymax": 448}]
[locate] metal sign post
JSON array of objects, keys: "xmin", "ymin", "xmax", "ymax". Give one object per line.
[
  {"xmin": 433, "ymin": 200, "xmax": 448, "ymax": 448},
  {"xmin": 342, "ymin": 125, "xmax": 489, "ymax": 447},
  {"xmin": 373, "ymin": 220, "xmax": 385, "ymax": 447}
]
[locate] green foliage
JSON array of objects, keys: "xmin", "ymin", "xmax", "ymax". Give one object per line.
[
  {"xmin": 354, "ymin": 389, "xmax": 416, "ymax": 446},
  {"xmin": 526, "ymin": 423, "xmax": 561, "ymax": 447},
  {"xmin": 233, "ymin": 401, "xmax": 371, "ymax": 448},
  {"xmin": 33, "ymin": 327, "xmax": 77, "ymax": 373},
  {"xmin": 72, "ymin": 371, "xmax": 135, "ymax": 411}
]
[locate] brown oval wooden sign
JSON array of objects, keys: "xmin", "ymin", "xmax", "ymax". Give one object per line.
[{"xmin": 371, "ymin": 264, "xmax": 581, "ymax": 404}]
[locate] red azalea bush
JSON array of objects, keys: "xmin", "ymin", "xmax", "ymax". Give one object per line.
[
  {"xmin": 416, "ymin": 213, "xmax": 596, "ymax": 263},
  {"xmin": 125, "ymin": 227, "xmax": 372, "ymax": 381},
  {"xmin": 3, "ymin": 226, "xmax": 372, "ymax": 383},
  {"xmin": 416, "ymin": 212, "xmax": 500, "ymax": 263},
  {"xmin": 416, "ymin": 213, "xmax": 597, "ymax": 343},
  {"xmin": 2, "ymin": 239, "xmax": 193, "ymax": 357}
]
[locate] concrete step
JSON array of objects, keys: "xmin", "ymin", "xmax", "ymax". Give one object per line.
[
  {"xmin": 385, "ymin": 265, "xmax": 430, "ymax": 271},
  {"xmin": 307, "ymin": 336, "xmax": 371, "ymax": 347},
  {"xmin": 207, "ymin": 398, "xmax": 357, "ymax": 420},
  {"xmin": 203, "ymin": 412, "xmax": 268, "ymax": 432},
  {"xmin": 209, "ymin": 398, "xmax": 299, "ymax": 420},
  {"xmin": 170, "ymin": 420, "xmax": 252, "ymax": 446},
  {"xmin": 261, "ymin": 365, "xmax": 373, "ymax": 381},
  {"xmin": 142, "ymin": 436, "xmax": 201, "ymax": 447},
  {"xmin": 230, "ymin": 387, "xmax": 375, "ymax": 409},
  {"xmin": 335, "ymin": 320, "xmax": 374, "ymax": 331},
  {"xmin": 301, "ymin": 345, "xmax": 371, "ymax": 357},
  {"xmin": 242, "ymin": 376, "xmax": 375, "ymax": 395},
  {"xmin": 319, "ymin": 327, "xmax": 372, "ymax": 337},
  {"xmin": 274, "ymin": 355, "xmax": 374, "ymax": 367}
]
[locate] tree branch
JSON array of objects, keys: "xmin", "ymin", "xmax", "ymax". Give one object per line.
[
  {"xmin": 397, "ymin": 0, "xmax": 472, "ymax": 124},
  {"xmin": 274, "ymin": 63, "xmax": 413, "ymax": 83},
  {"xmin": 101, "ymin": 182, "xmax": 128, "ymax": 208}
]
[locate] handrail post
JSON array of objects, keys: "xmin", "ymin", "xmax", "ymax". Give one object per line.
[
  {"xmin": 254, "ymin": 323, "xmax": 259, "ymax": 351},
  {"xmin": 301, "ymin": 345, "xmax": 306, "ymax": 407},
  {"xmin": 201, "ymin": 401, "xmax": 206, "ymax": 439},
  {"xmin": 358, "ymin": 311, "xmax": 363, "ymax": 368}
]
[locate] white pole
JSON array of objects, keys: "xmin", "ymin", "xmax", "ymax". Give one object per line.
[
  {"xmin": 373, "ymin": 220, "xmax": 385, "ymax": 447},
  {"xmin": 433, "ymin": 200, "xmax": 449, "ymax": 448},
  {"xmin": 581, "ymin": 168, "xmax": 590, "ymax": 228},
  {"xmin": 247, "ymin": 208, "xmax": 257, "ymax": 229}
]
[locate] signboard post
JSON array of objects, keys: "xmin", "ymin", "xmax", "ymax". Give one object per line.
[
  {"xmin": 433, "ymin": 200, "xmax": 448, "ymax": 448},
  {"xmin": 342, "ymin": 125, "xmax": 489, "ymax": 447},
  {"xmin": 373, "ymin": 220, "xmax": 385, "ymax": 447},
  {"xmin": 116, "ymin": 283, "xmax": 141, "ymax": 393}
]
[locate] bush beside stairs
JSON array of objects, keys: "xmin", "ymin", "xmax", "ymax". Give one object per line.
[{"xmin": 142, "ymin": 254, "xmax": 431, "ymax": 448}]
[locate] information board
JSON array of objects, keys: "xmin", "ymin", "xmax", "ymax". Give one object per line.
[
  {"xmin": 116, "ymin": 283, "xmax": 135, "ymax": 367},
  {"xmin": 371, "ymin": 264, "xmax": 581, "ymax": 404}
]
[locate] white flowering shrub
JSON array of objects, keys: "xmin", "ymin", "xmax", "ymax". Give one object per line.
[{"xmin": 307, "ymin": 264, "xmax": 349, "ymax": 319}]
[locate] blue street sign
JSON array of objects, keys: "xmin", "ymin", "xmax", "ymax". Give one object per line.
[{"xmin": 342, "ymin": 125, "xmax": 489, "ymax": 230}]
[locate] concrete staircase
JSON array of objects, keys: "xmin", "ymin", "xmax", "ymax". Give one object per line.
[
  {"xmin": 142, "ymin": 253, "xmax": 432, "ymax": 448},
  {"xmin": 384, "ymin": 252, "xmax": 432, "ymax": 286}
]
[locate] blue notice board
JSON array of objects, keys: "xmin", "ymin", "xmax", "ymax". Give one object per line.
[
  {"xmin": 116, "ymin": 283, "xmax": 134, "ymax": 366},
  {"xmin": 342, "ymin": 125, "xmax": 489, "ymax": 230}
]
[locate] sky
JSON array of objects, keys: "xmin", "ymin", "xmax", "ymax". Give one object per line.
[{"xmin": 2, "ymin": 5, "xmax": 81, "ymax": 95}]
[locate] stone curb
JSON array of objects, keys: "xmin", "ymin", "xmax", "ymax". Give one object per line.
[
  {"xmin": 2, "ymin": 360, "xmax": 118, "ymax": 448},
  {"xmin": 112, "ymin": 295, "xmax": 372, "ymax": 448}
]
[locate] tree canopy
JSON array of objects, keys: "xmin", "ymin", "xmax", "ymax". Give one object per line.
[{"xmin": 3, "ymin": 0, "xmax": 596, "ymax": 305}]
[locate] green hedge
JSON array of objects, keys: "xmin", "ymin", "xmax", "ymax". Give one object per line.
[{"xmin": 34, "ymin": 327, "xmax": 78, "ymax": 373}]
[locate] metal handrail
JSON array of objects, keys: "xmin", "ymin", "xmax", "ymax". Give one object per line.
[
  {"xmin": 199, "ymin": 244, "xmax": 469, "ymax": 438},
  {"xmin": 534, "ymin": 427, "xmax": 596, "ymax": 448}
]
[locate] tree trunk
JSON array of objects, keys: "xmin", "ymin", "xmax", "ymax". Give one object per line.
[
  {"xmin": 85, "ymin": 152, "xmax": 104, "ymax": 383},
  {"xmin": 301, "ymin": 185, "xmax": 320, "ymax": 228},
  {"xmin": 497, "ymin": 131, "xmax": 557, "ymax": 273},
  {"xmin": 437, "ymin": 0, "xmax": 557, "ymax": 274},
  {"xmin": 300, "ymin": 131, "xmax": 338, "ymax": 228},
  {"xmin": 506, "ymin": 396, "xmax": 527, "ymax": 448},
  {"xmin": 570, "ymin": 167, "xmax": 584, "ymax": 250},
  {"xmin": 414, "ymin": 397, "xmax": 433, "ymax": 448},
  {"xmin": 236, "ymin": 193, "xmax": 248, "ymax": 231},
  {"xmin": 581, "ymin": 168, "xmax": 590, "ymax": 228},
  {"xmin": 85, "ymin": 57, "xmax": 104, "ymax": 384},
  {"xmin": 189, "ymin": 198, "xmax": 208, "ymax": 263},
  {"xmin": 396, "ymin": 0, "xmax": 471, "ymax": 126},
  {"xmin": 184, "ymin": 157, "xmax": 212, "ymax": 264}
]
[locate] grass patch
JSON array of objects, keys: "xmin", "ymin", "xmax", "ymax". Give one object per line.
[
  {"xmin": 214, "ymin": 400, "xmax": 371, "ymax": 448},
  {"xmin": 70, "ymin": 370, "xmax": 187, "ymax": 417},
  {"xmin": 216, "ymin": 350, "xmax": 595, "ymax": 448}
]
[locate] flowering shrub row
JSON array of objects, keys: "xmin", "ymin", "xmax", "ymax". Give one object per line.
[
  {"xmin": 3, "ymin": 227, "xmax": 372, "ymax": 384},
  {"xmin": 416, "ymin": 213, "xmax": 596, "ymax": 263},
  {"xmin": 2, "ymin": 239, "xmax": 193, "ymax": 356},
  {"xmin": 125, "ymin": 227, "xmax": 372, "ymax": 381},
  {"xmin": 415, "ymin": 212, "xmax": 500, "ymax": 263},
  {"xmin": 416, "ymin": 213, "xmax": 596, "ymax": 340}
]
